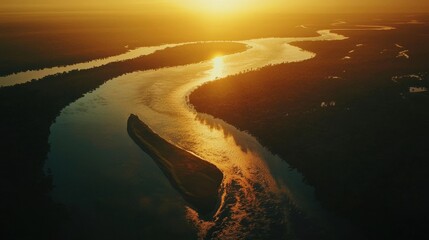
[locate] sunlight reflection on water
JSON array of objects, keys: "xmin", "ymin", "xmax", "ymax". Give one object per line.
[
  {"xmin": 210, "ymin": 56, "xmax": 225, "ymax": 79},
  {"xmin": 45, "ymin": 26, "xmax": 393, "ymax": 239}
]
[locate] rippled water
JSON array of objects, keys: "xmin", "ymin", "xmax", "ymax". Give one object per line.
[{"xmin": 38, "ymin": 27, "xmax": 390, "ymax": 239}]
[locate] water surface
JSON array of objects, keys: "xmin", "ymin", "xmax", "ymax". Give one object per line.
[{"xmin": 43, "ymin": 27, "xmax": 390, "ymax": 238}]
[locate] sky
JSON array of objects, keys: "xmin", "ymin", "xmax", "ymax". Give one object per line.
[{"xmin": 1, "ymin": 0, "xmax": 429, "ymax": 14}]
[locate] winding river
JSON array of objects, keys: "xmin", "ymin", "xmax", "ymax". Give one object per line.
[{"xmin": 3, "ymin": 26, "xmax": 392, "ymax": 239}]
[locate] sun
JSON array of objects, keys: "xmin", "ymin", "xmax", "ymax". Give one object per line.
[
  {"xmin": 179, "ymin": 0, "xmax": 260, "ymax": 15},
  {"xmin": 200, "ymin": 0, "xmax": 241, "ymax": 12}
]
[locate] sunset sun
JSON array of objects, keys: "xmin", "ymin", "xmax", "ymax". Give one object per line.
[
  {"xmin": 198, "ymin": 0, "xmax": 241, "ymax": 11},
  {"xmin": 2, "ymin": 0, "xmax": 429, "ymax": 239},
  {"xmin": 180, "ymin": 0, "xmax": 260, "ymax": 15}
]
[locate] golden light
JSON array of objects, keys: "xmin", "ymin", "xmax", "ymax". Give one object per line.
[
  {"xmin": 178, "ymin": 0, "xmax": 262, "ymax": 15},
  {"xmin": 197, "ymin": 0, "xmax": 242, "ymax": 13},
  {"xmin": 210, "ymin": 56, "xmax": 225, "ymax": 79}
]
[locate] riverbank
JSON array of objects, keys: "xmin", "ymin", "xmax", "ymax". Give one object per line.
[
  {"xmin": 0, "ymin": 12, "xmax": 320, "ymax": 76},
  {"xmin": 127, "ymin": 114, "xmax": 223, "ymax": 215},
  {"xmin": 0, "ymin": 42, "xmax": 246, "ymax": 239},
  {"xmin": 190, "ymin": 23, "xmax": 429, "ymax": 239}
]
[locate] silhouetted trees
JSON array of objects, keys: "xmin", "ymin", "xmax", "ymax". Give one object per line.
[{"xmin": 190, "ymin": 26, "xmax": 429, "ymax": 239}]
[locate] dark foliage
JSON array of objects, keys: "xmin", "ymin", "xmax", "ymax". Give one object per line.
[
  {"xmin": 190, "ymin": 24, "xmax": 429, "ymax": 239},
  {"xmin": 0, "ymin": 42, "xmax": 245, "ymax": 240}
]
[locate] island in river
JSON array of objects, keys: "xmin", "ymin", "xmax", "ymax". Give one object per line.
[
  {"xmin": 0, "ymin": 42, "xmax": 246, "ymax": 240},
  {"xmin": 127, "ymin": 114, "xmax": 223, "ymax": 215},
  {"xmin": 2, "ymin": 11, "xmax": 429, "ymax": 240}
]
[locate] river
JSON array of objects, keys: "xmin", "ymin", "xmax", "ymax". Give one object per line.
[{"xmin": 5, "ymin": 26, "xmax": 391, "ymax": 239}]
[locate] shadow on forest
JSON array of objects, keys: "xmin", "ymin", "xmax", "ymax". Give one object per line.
[{"xmin": 190, "ymin": 24, "xmax": 429, "ymax": 239}]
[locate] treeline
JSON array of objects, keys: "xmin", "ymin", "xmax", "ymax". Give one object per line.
[
  {"xmin": 0, "ymin": 42, "xmax": 246, "ymax": 240},
  {"xmin": 190, "ymin": 26, "xmax": 429, "ymax": 239}
]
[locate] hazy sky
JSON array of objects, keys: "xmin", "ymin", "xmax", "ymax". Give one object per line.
[{"xmin": 2, "ymin": 0, "xmax": 429, "ymax": 13}]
